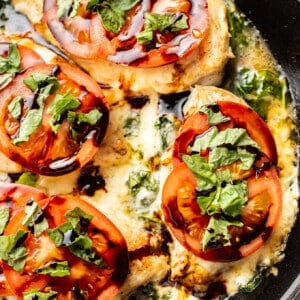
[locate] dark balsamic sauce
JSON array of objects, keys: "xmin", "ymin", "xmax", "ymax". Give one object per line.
[
  {"xmin": 158, "ymin": 91, "xmax": 190, "ymax": 120},
  {"xmin": 77, "ymin": 163, "xmax": 106, "ymax": 196},
  {"xmin": 126, "ymin": 95, "xmax": 150, "ymax": 109}
]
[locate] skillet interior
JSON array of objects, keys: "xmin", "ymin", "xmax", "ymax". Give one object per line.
[{"xmin": 232, "ymin": 0, "xmax": 300, "ymax": 299}]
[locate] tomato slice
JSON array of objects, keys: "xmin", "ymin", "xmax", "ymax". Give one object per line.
[
  {"xmin": 173, "ymin": 101, "xmax": 278, "ymax": 166},
  {"xmin": 0, "ymin": 183, "xmax": 128, "ymax": 299},
  {"xmin": 43, "ymin": 0, "xmax": 208, "ymax": 67},
  {"xmin": 162, "ymin": 163, "xmax": 282, "ymax": 261},
  {"xmin": 164, "ymin": 101, "xmax": 281, "ymax": 261},
  {"xmin": 0, "ymin": 62, "xmax": 109, "ymax": 176}
]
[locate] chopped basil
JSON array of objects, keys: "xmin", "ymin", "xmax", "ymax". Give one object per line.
[
  {"xmin": 0, "ymin": 43, "xmax": 21, "ymax": 74},
  {"xmin": 239, "ymin": 272, "xmax": 262, "ymax": 292},
  {"xmin": 154, "ymin": 115, "xmax": 176, "ymax": 151},
  {"xmin": 87, "ymin": 0, "xmax": 141, "ymax": 34},
  {"xmin": 35, "ymin": 261, "xmax": 70, "ymax": 277},
  {"xmin": 190, "ymin": 125, "xmax": 259, "ymax": 170},
  {"xmin": 0, "ymin": 230, "xmax": 28, "ymax": 272},
  {"xmin": 23, "ymin": 73, "xmax": 59, "ymax": 93},
  {"xmin": 48, "ymin": 92, "xmax": 80, "ymax": 132},
  {"xmin": 22, "ymin": 200, "xmax": 49, "ymax": 237},
  {"xmin": 8, "ymin": 96, "xmax": 23, "ymax": 119},
  {"xmin": 123, "ymin": 112, "xmax": 140, "ymax": 137},
  {"xmin": 127, "ymin": 170, "xmax": 159, "ymax": 197},
  {"xmin": 57, "ymin": 0, "xmax": 80, "ymax": 18},
  {"xmin": 14, "ymin": 73, "xmax": 60, "ymax": 144},
  {"xmin": 23, "ymin": 290, "xmax": 58, "ymax": 300},
  {"xmin": 47, "ymin": 207, "xmax": 106, "ymax": 268},
  {"xmin": 16, "ymin": 171, "xmax": 38, "ymax": 187},
  {"xmin": 199, "ymin": 106, "xmax": 230, "ymax": 125},
  {"xmin": 13, "ymin": 109, "xmax": 43, "ymax": 144},
  {"xmin": 182, "ymin": 155, "xmax": 217, "ymax": 190},
  {"xmin": 136, "ymin": 12, "xmax": 188, "ymax": 45},
  {"xmin": 67, "ymin": 109, "xmax": 102, "ymax": 139},
  {"xmin": 202, "ymin": 217, "xmax": 243, "ymax": 251},
  {"xmin": 0, "ymin": 208, "xmax": 9, "ymax": 234}
]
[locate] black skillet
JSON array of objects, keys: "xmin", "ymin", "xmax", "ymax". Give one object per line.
[{"xmin": 231, "ymin": 0, "xmax": 300, "ymax": 299}]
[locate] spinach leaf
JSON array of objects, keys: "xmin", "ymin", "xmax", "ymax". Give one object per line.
[
  {"xmin": 234, "ymin": 68, "xmax": 288, "ymax": 117},
  {"xmin": 0, "ymin": 230, "xmax": 28, "ymax": 272},
  {"xmin": 136, "ymin": 12, "xmax": 188, "ymax": 45},
  {"xmin": 87, "ymin": 0, "xmax": 141, "ymax": 34}
]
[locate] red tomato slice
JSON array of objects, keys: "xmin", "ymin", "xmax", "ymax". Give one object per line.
[
  {"xmin": 0, "ymin": 183, "xmax": 128, "ymax": 299},
  {"xmin": 0, "ymin": 63, "xmax": 109, "ymax": 176},
  {"xmin": 173, "ymin": 101, "xmax": 278, "ymax": 166},
  {"xmin": 162, "ymin": 163, "xmax": 282, "ymax": 261},
  {"xmin": 43, "ymin": 0, "xmax": 208, "ymax": 67}
]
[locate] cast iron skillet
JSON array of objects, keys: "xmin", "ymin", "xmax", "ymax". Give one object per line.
[{"xmin": 232, "ymin": 1, "xmax": 300, "ymax": 299}]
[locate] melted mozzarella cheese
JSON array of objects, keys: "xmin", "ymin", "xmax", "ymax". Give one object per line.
[{"xmin": 12, "ymin": 0, "xmax": 232, "ymax": 94}]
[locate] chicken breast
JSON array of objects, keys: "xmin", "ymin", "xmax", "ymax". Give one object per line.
[{"xmin": 12, "ymin": 0, "xmax": 232, "ymax": 94}]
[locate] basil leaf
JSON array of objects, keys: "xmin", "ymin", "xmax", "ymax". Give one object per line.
[
  {"xmin": 218, "ymin": 181, "xmax": 248, "ymax": 217},
  {"xmin": 182, "ymin": 155, "xmax": 217, "ymax": 190},
  {"xmin": 87, "ymin": 0, "xmax": 140, "ymax": 34},
  {"xmin": 123, "ymin": 112, "xmax": 140, "ymax": 137},
  {"xmin": 48, "ymin": 92, "xmax": 80, "ymax": 132},
  {"xmin": 190, "ymin": 126, "xmax": 219, "ymax": 153},
  {"xmin": 202, "ymin": 217, "xmax": 243, "ymax": 250},
  {"xmin": 35, "ymin": 261, "xmax": 70, "ymax": 277},
  {"xmin": 0, "ymin": 208, "xmax": 9, "ymax": 234},
  {"xmin": 22, "ymin": 200, "xmax": 49, "ymax": 237},
  {"xmin": 13, "ymin": 109, "xmax": 42, "ymax": 144},
  {"xmin": 199, "ymin": 106, "xmax": 231, "ymax": 125},
  {"xmin": 65, "ymin": 206, "xmax": 92, "ymax": 233},
  {"xmin": 137, "ymin": 12, "xmax": 188, "ymax": 44},
  {"xmin": 57, "ymin": 0, "xmax": 80, "ymax": 18},
  {"xmin": 0, "ymin": 43, "xmax": 21, "ymax": 75},
  {"xmin": 23, "ymin": 290, "xmax": 58, "ymax": 300},
  {"xmin": 126, "ymin": 170, "xmax": 159, "ymax": 197},
  {"xmin": 69, "ymin": 234, "xmax": 106, "ymax": 267},
  {"xmin": 23, "ymin": 73, "xmax": 59, "ymax": 92},
  {"xmin": 67, "ymin": 109, "xmax": 102, "ymax": 127},
  {"xmin": 16, "ymin": 171, "xmax": 38, "ymax": 187},
  {"xmin": 0, "ymin": 230, "xmax": 28, "ymax": 272},
  {"xmin": 47, "ymin": 207, "xmax": 106, "ymax": 268},
  {"xmin": 154, "ymin": 115, "xmax": 176, "ymax": 151},
  {"xmin": 8, "ymin": 96, "xmax": 23, "ymax": 119},
  {"xmin": 0, "ymin": 73, "xmax": 13, "ymax": 89}
]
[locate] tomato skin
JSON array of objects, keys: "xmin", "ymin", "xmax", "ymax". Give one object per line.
[
  {"xmin": 43, "ymin": 0, "xmax": 208, "ymax": 68},
  {"xmin": 162, "ymin": 163, "xmax": 282, "ymax": 262},
  {"xmin": 0, "ymin": 183, "xmax": 128, "ymax": 299},
  {"xmin": 0, "ymin": 63, "xmax": 109, "ymax": 176}
]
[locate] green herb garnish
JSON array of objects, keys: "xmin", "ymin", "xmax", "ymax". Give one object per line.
[
  {"xmin": 136, "ymin": 12, "xmax": 188, "ymax": 45},
  {"xmin": 87, "ymin": 0, "xmax": 141, "ymax": 34},
  {"xmin": 34, "ymin": 261, "xmax": 70, "ymax": 277},
  {"xmin": 23, "ymin": 290, "xmax": 58, "ymax": 300}
]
